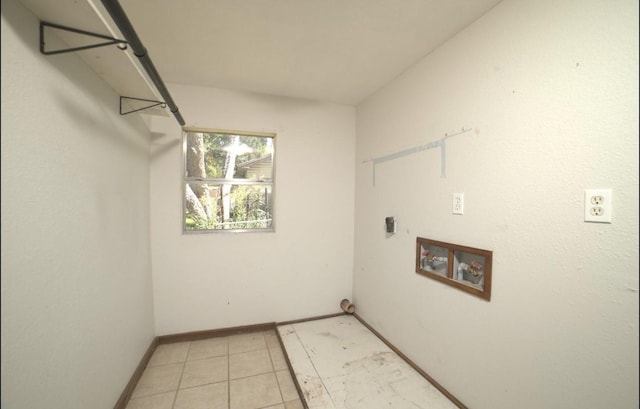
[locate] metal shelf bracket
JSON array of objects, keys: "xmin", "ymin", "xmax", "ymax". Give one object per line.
[
  {"xmin": 38, "ymin": 3, "xmax": 185, "ymax": 127},
  {"xmin": 119, "ymin": 96, "xmax": 167, "ymax": 115},
  {"xmin": 40, "ymin": 21, "xmax": 128, "ymax": 55}
]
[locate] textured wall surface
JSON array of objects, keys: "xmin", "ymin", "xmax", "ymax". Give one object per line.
[
  {"xmin": 353, "ymin": 0, "xmax": 639, "ymax": 408},
  {"xmin": 149, "ymin": 84, "xmax": 356, "ymax": 335},
  {"xmin": 1, "ymin": 0, "xmax": 156, "ymax": 408},
  {"xmin": 2, "ymin": 0, "xmax": 638, "ymax": 408}
]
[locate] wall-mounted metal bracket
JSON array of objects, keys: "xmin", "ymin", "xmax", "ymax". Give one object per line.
[
  {"xmin": 40, "ymin": 21, "xmax": 128, "ymax": 55},
  {"xmin": 38, "ymin": 2, "xmax": 185, "ymax": 127},
  {"xmin": 120, "ymin": 96, "xmax": 167, "ymax": 115}
]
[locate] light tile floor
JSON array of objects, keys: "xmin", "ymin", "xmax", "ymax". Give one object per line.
[{"xmin": 126, "ymin": 330, "xmax": 304, "ymax": 409}]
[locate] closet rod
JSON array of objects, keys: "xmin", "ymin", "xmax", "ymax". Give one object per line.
[{"xmin": 100, "ymin": 0, "xmax": 186, "ymax": 126}]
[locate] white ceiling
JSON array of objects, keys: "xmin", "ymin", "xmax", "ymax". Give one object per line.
[{"xmin": 116, "ymin": 0, "xmax": 502, "ymax": 105}]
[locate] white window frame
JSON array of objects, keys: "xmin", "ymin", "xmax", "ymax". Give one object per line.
[{"xmin": 182, "ymin": 127, "xmax": 276, "ymax": 233}]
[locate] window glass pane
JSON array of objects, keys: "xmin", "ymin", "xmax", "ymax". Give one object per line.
[
  {"xmin": 185, "ymin": 132, "xmax": 273, "ymax": 180},
  {"xmin": 183, "ymin": 130, "xmax": 274, "ymax": 232},
  {"xmin": 185, "ymin": 183, "xmax": 272, "ymax": 231},
  {"xmin": 183, "ymin": 129, "xmax": 274, "ymax": 233},
  {"xmin": 185, "ymin": 183, "xmax": 222, "ymax": 230},
  {"xmin": 224, "ymin": 185, "xmax": 272, "ymax": 229}
]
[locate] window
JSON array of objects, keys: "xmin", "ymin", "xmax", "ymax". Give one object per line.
[{"xmin": 183, "ymin": 128, "xmax": 275, "ymax": 232}]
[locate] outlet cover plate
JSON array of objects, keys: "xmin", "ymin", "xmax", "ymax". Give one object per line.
[
  {"xmin": 452, "ymin": 193, "xmax": 464, "ymax": 215},
  {"xmin": 584, "ymin": 189, "xmax": 612, "ymax": 223}
]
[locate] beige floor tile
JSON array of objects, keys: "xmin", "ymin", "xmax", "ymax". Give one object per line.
[
  {"xmin": 181, "ymin": 356, "xmax": 228, "ymax": 389},
  {"xmin": 149, "ymin": 342, "xmax": 190, "ymax": 366},
  {"xmin": 230, "ymin": 372, "xmax": 282, "ymax": 409},
  {"xmin": 276, "ymin": 370, "xmax": 299, "ymax": 402},
  {"xmin": 126, "ymin": 331, "xmax": 302, "ymax": 409},
  {"xmin": 125, "ymin": 391, "xmax": 175, "ymax": 409},
  {"xmin": 284, "ymin": 400, "xmax": 304, "ymax": 409},
  {"xmin": 174, "ymin": 382, "xmax": 228, "ymax": 409},
  {"xmin": 188, "ymin": 337, "xmax": 228, "ymax": 361},
  {"xmin": 269, "ymin": 346, "xmax": 288, "ymax": 371},
  {"xmin": 264, "ymin": 330, "xmax": 280, "ymax": 348},
  {"xmin": 131, "ymin": 363, "xmax": 183, "ymax": 398},
  {"xmin": 230, "ymin": 349, "xmax": 273, "ymax": 379},
  {"xmin": 229, "ymin": 332, "xmax": 266, "ymax": 354}
]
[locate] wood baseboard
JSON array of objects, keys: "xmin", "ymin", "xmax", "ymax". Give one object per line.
[
  {"xmin": 276, "ymin": 311, "xmax": 346, "ymax": 326},
  {"xmin": 353, "ymin": 313, "xmax": 468, "ymax": 409},
  {"xmin": 274, "ymin": 326, "xmax": 310, "ymax": 409},
  {"xmin": 158, "ymin": 321, "xmax": 276, "ymax": 344},
  {"xmin": 113, "ymin": 337, "xmax": 158, "ymax": 409}
]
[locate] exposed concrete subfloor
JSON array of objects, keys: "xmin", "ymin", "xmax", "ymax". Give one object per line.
[{"xmin": 278, "ymin": 315, "xmax": 458, "ymax": 409}]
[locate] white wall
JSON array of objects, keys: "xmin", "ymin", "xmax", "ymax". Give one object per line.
[
  {"xmin": 149, "ymin": 84, "xmax": 355, "ymax": 335},
  {"xmin": 354, "ymin": 0, "xmax": 639, "ymax": 408},
  {"xmin": 0, "ymin": 0, "xmax": 156, "ymax": 408}
]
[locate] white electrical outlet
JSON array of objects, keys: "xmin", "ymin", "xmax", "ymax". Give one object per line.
[
  {"xmin": 584, "ymin": 189, "xmax": 612, "ymax": 223},
  {"xmin": 452, "ymin": 193, "xmax": 464, "ymax": 215}
]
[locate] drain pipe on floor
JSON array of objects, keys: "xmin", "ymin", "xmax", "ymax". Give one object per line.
[{"xmin": 340, "ymin": 299, "xmax": 355, "ymax": 314}]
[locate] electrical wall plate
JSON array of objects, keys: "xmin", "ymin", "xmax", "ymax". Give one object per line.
[
  {"xmin": 584, "ymin": 189, "xmax": 612, "ymax": 223},
  {"xmin": 452, "ymin": 193, "xmax": 464, "ymax": 215}
]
